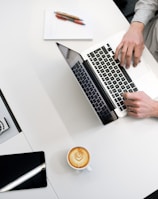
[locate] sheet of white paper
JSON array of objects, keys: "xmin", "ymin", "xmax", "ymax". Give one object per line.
[{"xmin": 44, "ymin": 9, "xmax": 93, "ymax": 40}]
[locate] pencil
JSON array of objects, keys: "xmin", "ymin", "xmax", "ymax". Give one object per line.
[
  {"xmin": 55, "ymin": 13, "xmax": 85, "ymax": 25},
  {"xmin": 54, "ymin": 11, "xmax": 83, "ymax": 21}
]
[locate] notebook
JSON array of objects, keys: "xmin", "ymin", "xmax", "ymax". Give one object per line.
[
  {"xmin": 0, "ymin": 151, "xmax": 47, "ymax": 192},
  {"xmin": 144, "ymin": 189, "xmax": 158, "ymax": 199},
  {"xmin": 56, "ymin": 31, "xmax": 158, "ymax": 125}
]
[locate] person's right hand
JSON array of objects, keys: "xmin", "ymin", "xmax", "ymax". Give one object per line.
[
  {"xmin": 115, "ymin": 22, "xmax": 145, "ymax": 68},
  {"xmin": 123, "ymin": 91, "xmax": 158, "ymax": 118}
]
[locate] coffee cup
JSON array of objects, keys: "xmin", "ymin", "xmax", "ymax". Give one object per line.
[{"xmin": 67, "ymin": 146, "xmax": 91, "ymax": 171}]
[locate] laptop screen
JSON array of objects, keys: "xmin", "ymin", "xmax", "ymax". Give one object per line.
[{"xmin": 56, "ymin": 42, "xmax": 83, "ymax": 68}]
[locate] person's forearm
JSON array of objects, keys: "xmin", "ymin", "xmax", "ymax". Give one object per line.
[
  {"xmin": 130, "ymin": 21, "xmax": 145, "ymax": 34},
  {"xmin": 132, "ymin": 0, "xmax": 158, "ymax": 25}
]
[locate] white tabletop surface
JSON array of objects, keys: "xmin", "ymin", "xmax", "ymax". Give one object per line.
[{"xmin": 0, "ymin": 0, "xmax": 158, "ymax": 199}]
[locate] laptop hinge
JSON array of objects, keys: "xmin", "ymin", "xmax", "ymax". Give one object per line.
[{"xmin": 83, "ymin": 60, "xmax": 116, "ymax": 111}]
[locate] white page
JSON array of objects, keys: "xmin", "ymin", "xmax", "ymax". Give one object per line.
[{"xmin": 44, "ymin": 9, "xmax": 93, "ymax": 40}]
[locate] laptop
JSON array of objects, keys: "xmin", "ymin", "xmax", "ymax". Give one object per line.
[{"xmin": 56, "ymin": 31, "xmax": 158, "ymax": 125}]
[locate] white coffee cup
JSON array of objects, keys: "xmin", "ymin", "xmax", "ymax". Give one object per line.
[{"xmin": 67, "ymin": 146, "xmax": 91, "ymax": 171}]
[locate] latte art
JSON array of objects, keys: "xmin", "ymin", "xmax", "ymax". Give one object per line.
[{"xmin": 67, "ymin": 147, "xmax": 90, "ymax": 169}]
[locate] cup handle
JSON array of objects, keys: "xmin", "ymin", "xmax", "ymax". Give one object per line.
[{"xmin": 86, "ymin": 165, "xmax": 92, "ymax": 171}]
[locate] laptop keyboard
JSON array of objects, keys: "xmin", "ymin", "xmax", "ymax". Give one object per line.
[
  {"xmin": 72, "ymin": 61, "xmax": 117, "ymax": 124},
  {"xmin": 87, "ymin": 43, "xmax": 138, "ymax": 111}
]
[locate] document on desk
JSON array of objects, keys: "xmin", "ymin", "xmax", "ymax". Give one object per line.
[
  {"xmin": 0, "ymin": 151, "xmax": 47, "ymax": 192},
  {"xmin": 44, "ymin": 9, "xmax": 93, "ymax": 40}
]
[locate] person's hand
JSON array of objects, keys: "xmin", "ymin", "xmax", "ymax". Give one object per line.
[
  {"xmin": 115, "ymin": 22, "xmax": 145, "ymax": 68},
  {"xmin": 123, "ymin": 91, "xmax": 158, "ymax": 118}
]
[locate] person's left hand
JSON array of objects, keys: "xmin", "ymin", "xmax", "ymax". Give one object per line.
[
  {"xmin": 114, "ymin": 22, "xmax": 145, "ymax": 68},
  {"xmin": 123, "ymin": 91, "xmax": 158, "ymax": 118}
]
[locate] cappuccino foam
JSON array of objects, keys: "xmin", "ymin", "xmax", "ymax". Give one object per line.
[{"xmin": 68, "ymin": 146, "xmax": 90, "ymax": 169}]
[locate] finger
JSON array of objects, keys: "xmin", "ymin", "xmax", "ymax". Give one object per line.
[
  {"xmin": 122, "ymin": 92, "xmax": 135, "ymax": 100},
  {"xmin": 133, "ymin": 57, "xmax": 140, "ymax": 67},
  {"xmin": 133, "ymin": 46, "xmax": 144, "ymax": 67},
  {"xmin": 127, "ymin": 111, "xmax": 140, "ymax": 118},
  {"xmin": 114, "ymin": 43, "xmax": 123, "ymax": 60},
  {"xmin": 133, "ymin": 50, "xmax": 141, "ymax": 67},
  {"xmin": 120, "ymin": 43, "xmax": 128, "ymax": 66},
  {"xmin": 123, "ymin": 93, "xmax": 139, "ymax": 108},
  {"xmin": 124, "ymin": 100, "xmax": 138, "ymax": 108},
  {"xmin": 127, "ymin": 106, "xmax": 138, "ymax": 112},
  {"xmin": 123, "ymin": 92, "xmax": 138, "ymax": 100},
  {"xmin": 122, "ymin": 92, "xmax": 128, "ymax": 100},
  {"xmin": 125, "ymin": 44, "xmax": 135, "ymax": 68}
]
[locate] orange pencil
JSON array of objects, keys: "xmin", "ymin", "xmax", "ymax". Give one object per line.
[
  {"xmin": 55, "ymin": 13, "xmax": 85, "ymax": 25},
  {"xmin": 54, "ymin": 11, "xmax": 83, "ymax": 21}
]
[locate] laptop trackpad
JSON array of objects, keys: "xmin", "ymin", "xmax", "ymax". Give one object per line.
[{"xmin": 135, "ymin": 71, "xmax": 158, "ymax": 99}]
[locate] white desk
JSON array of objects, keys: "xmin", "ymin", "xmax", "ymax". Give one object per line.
[{"xmin": 0, "ymin": 0, "xmax": 158, "ymax": 199}]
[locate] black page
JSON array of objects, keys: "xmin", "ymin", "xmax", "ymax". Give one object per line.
[
  {"xmin": 144, "ymin": 190, "xmax": 158, "ymax": 199},
  {"xmin": 0, "ymin": 151, "xmax": 47, "ymax": 192}
]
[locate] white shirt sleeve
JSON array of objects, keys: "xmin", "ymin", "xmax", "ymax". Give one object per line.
[{"xmin": 132, "ymin": 0, "xmax": 158, "ymax": 25}]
